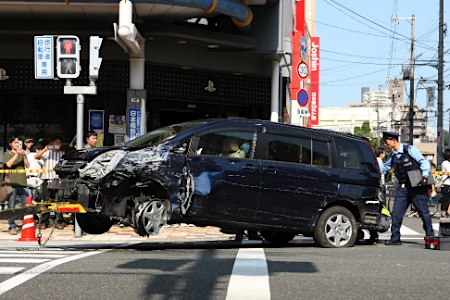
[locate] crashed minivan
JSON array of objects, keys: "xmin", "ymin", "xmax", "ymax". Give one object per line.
[{"xmin": 53, "ymin": 118, "xmax": 386, "ymax": 247}]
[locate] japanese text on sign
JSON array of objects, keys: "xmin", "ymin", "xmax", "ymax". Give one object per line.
[
  {"xmin": 127, "ymin": 108, "xmax": 142, "ymax": 140},
  {"xmin": 34, "ymin": 36, "xmax": 54, "ymax": 79}
]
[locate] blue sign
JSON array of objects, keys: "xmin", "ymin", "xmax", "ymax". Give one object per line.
[
  {"xmin": 301, "ymin": 36, "xmax": 307, "ymax": 54},
  {"xmin": 297, "ymin": 89, "xmax": 308, "ymax": 107},
  {"xmin": 34, "ymin": 36, "xmax": 54, "ymax": 79},
  {"xmin": 89, "ymin": 110, "xmax": 104, "ymax": 131},
  {"xmin": 127, "ymin": 108, "xmax": 142, "ymax": 140}
]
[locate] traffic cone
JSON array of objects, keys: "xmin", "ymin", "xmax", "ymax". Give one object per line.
[{"xmin": 18, "ymin": 196, "xmax": 38, "ymax": 242}]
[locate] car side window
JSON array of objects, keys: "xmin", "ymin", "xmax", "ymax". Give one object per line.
[
  {"xmin": 312, "ymin": 140, "xmax": 330, "ymax": 166},
  {"xmin": 335, "ymin": 139, "xmax": 365, "ymax": 170},
  {"xmin": 265, "ymin": 135, "xmax": 331, "ymax": 166},
  {"xmin": 267, "ymin": 135, "xmax": 311, "ymax": 164},
  {"xmin": 195, "ymin": 131, "xmax": 254, "ymax": 158}
]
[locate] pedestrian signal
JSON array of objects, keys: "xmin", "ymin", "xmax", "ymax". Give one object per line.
[{"xmin": 56, "ymin": 35, "xmax": 80, "ymax": 78}]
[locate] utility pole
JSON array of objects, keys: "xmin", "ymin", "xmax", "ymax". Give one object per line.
[
  {"xmin": 376, "ymin": 97, "xmax": 380, "ymax": 147},
  {"xmin": 437, "ymin": 0, "xmax": 445, "ymax": 166},
  {"xmin": 396, "ymin": 15, "xmax": 416, "ymax": 144},
  {"xmin": 408, "ymin": 15, "xmax": 415, "ymax": 145}
]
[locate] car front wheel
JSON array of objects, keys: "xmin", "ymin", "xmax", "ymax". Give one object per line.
[
  {"xmin": 134, "ymin": 200, "xmax": 170, "ymax": 237},
  {"xmin": 75, "ymin": 212, "xmax": 114, "ymax": 234},
  {"xmin": 314, "ymin": 206, "xmax": 357, "ymax": 248}
]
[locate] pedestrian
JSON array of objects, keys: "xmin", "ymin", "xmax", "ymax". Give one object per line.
[
  {"xmin": 440, "ymin": 149, "xmax": 450, "ymax": 220},
  {"xmin": 381, "ymin": 131, "xmax": 434, "ymax": 245},
  {"xmin": 26, "ymin": 143, "xmax": 44, "ymax": 196},
  {"xmin": 84, "ymin": 131, "xmax": 98, "ymax": 149},
  {"xmin": 34, "ymin": 137, "xmax": 65, "ymax": 229},
  {"xmin": 24, "ymin": 137, "xmax": 35, "ymax": 154},
  {"xmin": 376, "ymin": 148, "xmax": 386, "ymax": 185},
  {"xmin": 2, "ymin": 136, "xmax": 31, "ymax": 235}
]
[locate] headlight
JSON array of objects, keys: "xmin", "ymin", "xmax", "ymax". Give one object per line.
[{"xmin": 79, "ymin": 150, "xmax": 126, "ymax": 180}]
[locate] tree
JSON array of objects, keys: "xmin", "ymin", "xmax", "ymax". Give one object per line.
[{"xmin": 353, "ymin": 121, "xmax": 378, "ymax": 149}]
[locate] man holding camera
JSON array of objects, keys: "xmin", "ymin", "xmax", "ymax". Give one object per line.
[
  {"xmin": 35, "ymin": 137, "xmax": 65, "ymax": 229},
  {"xmin": 381, "ymin": 131, "xmax": 434, "ymax": 245}
]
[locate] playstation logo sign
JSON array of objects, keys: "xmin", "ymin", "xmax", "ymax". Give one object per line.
[
  {"xmin": 0, "ymin": 68, "xmax": 10, "ymax": 81},
  {"xmin": 204, "ymin": 80, "xmax": 216, "ymax": 92}
]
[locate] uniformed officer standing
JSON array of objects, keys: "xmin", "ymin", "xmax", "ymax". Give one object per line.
[{"xmin": 381, "ymin": 131, "xmax": 434, "ymax": 245}]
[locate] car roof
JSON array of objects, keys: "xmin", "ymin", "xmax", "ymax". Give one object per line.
[{"xmin": 197, "ymin": 118, "xmax": 369, "ymax": 143}]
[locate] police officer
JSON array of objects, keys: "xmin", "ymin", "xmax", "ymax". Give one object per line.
[{"xmin": 381, "ymin": 131, "xmax": 434, "ymax": 245}]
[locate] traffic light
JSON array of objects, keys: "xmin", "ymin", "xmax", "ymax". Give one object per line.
[
  {"xmin": 56, "ymin": 35, "xmax": 80, "ymax": 79},
  {"xmin": 89, "ymin": 36, "xmax": 103, "ymax": 79}
]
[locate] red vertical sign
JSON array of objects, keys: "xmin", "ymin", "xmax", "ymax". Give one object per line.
[
  {"xmin": 309, "ymin": 37, "xmax": 320, "ymax": 126},
  {"xmin": 290, "ymin": 0, "xmax": 305, "ymax": 104}
]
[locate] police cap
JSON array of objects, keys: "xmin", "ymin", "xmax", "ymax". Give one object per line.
[{"xmin": 382, "ymin": 131, "xmax": 399, "ymax": 141}]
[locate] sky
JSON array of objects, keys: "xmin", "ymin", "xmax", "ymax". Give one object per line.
[{"xmin": 315, "ymin": 0, "xmax": 449, "ymax": 125}]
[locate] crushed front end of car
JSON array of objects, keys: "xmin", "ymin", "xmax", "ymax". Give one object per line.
[{"xmin": 53, "ymin": 145, "xmax": 178, "ymax": 236}]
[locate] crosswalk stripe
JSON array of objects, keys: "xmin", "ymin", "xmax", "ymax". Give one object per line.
[
  {"xmin": 0, "ymin": 267, "xmax": 25, "ymax": 275},
  {"xmin": 0, "ymin": 254, "xmax": 67, "ymax": 258},
  {"xmin": 226, "ymin": 245, "xmax": 270, "ymax": 300},
  {"xmin": 0, "ymin": 250, "xmax": 83, "ymax": 254},
  {"xmin": 0, "ymin": 258, "xmax": 50, "ymax": 263},
  {"xmin": 0, "ymin": 250, "xmax": 105, "ymax": 296},
  {"xmin": 433, "ymin": 223, "xmax": 440, "ymax": 232},
  {"xmin": 399, "ymin": 225, "xmax": 421, "ymax": 236}
]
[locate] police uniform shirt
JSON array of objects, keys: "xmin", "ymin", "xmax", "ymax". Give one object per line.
[{"xmin": 381, "ymin": 143, "xmax": 430, "ymax": 177}]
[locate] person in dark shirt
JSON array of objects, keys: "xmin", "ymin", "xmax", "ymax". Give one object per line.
[{"xmin": 381, "ymin": 132, "xmax": 434, "ymax": 245}]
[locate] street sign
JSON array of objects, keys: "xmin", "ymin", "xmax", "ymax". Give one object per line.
[
  {"xmin": 301, "ymin": 36, "xmax": 307, "ymax": 54},
  {"xmin": 127, "ymin": 107, "xmax": 142, "ymax": 140},
  {"xmin": 34, "ymin": 36, "xmax": 54, "ymax": 79},
  {"xmin": 297, "ymin": 61, "xmax": 308, "ymax": 79},
  {"xmin": 297, "ymin": 89, "xmax": 308, "ymax": 106}
]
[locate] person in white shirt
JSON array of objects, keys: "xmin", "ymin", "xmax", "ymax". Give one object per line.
[
  {"xmin": 34, "ymin": 137, "xmax": 65, "ymax": 229},
  {"xmin": 26, "ymin": 143, "xmax": 43, "ymax": 195},
  {"xmin": 376, "ymin": 148, "xmax": 386, "ymax": 185},
  {"xmin": 440, "ymin": 149, "xmax": 450, "ymax": 219}
]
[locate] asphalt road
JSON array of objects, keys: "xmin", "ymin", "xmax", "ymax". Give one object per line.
[{"xmin": 1, "ymin": 217, "xmax": 449, "ymax": 300}]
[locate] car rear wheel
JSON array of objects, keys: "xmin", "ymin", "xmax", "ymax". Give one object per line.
[
  {"xmin": 75, "ymin": 212, "xmax": 114, "ymax": 234},
  {"xmin": 260, "ymin": 231, "xmax": 296, "ymax": 245},
  {"xmin": 314, "ymin": 206, "xmax": 357, "ymax": 248}
]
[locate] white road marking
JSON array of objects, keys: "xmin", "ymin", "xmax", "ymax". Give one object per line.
[
  {"xmin": 0, "ymin": 258, "xmax": 50, "ymax": 263},
  {"xmin": 0, "ymin": 250, "xmax": 105, "ymax": 296},
  {"xmin": 0, "ymin": 267, "xmax": 25, "ymax": 275},
  {"xmin": 0, "ymin": 250, "xmax": 83, "ymax": 254},
  {"xmin": 0, "ymin": 254, "xmax": 67, "ymax": 258},
  {"xmin": 226, "ymin": 245, "xmax": 270, "ymax": 300},
  {"xmin": 399, "ymin": 225, "xmax": 421, "ymax": 236},
  {"xmin": 433, "ymin": 223, "xmax": 440, "ymax": 233}
]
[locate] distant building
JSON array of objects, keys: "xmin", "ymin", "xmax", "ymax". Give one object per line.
[{"xmin": 315, "ymin": 78, "xmax": 434, "ymax": 144}]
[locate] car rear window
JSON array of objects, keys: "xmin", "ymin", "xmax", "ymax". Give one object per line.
[{"xmin": 335, "ymin": 138, "xmax": 365, "ymax": 170}]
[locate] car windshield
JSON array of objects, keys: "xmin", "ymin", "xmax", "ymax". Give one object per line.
[{"xmin": 125, "ymin": 120, "xmax": 207, "ymax": 147}]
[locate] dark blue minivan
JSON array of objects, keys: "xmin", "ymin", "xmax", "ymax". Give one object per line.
[{"xmin": 54, "ymin": 119, "xmax": 386, "ymax": 247}]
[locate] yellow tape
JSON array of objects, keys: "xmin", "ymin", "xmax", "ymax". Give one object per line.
[
  {"xmin": 433, "ymin": 171, "xmax": 450, "ymax": 175},
  {"xmin": 0, "ymin": 169, "xmax": 54, "ymax": 174}
]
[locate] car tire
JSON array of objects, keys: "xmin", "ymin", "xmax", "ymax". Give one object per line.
[
  {"xmin": 314, "ymin": 206, "xmax": 357, "ymax": 248},
  {"xmin": 75, "ymin": 212, "xmax": 114, "ymax": 234},
  {"xmin": 260, "ymin": 231, "xmax": 296, "ymax": 245},
  {"xmin": 134, "ymin": 200, "xmax": 170, "ymax": 237}
]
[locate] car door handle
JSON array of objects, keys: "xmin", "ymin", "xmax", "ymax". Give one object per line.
[
  {"xmin": 243, "ymin": 164, "xmax": 257, "ymax": 172},
  {"xmin": 262, "ymin": 166, "xmax": 277, "ymax": 174}
]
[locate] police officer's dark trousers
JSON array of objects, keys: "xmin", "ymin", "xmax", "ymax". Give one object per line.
[{"xmin": 391, "ymin": 184, "xmax": 434, "ymax": 241}]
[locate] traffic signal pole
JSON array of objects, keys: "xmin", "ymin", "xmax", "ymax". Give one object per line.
[{"xmin": 61, "ymin": 36, "xmax": 103, "ymax": 237}]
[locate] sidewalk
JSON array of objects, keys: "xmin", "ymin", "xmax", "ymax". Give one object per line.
[{"xmin": 0, "ymin": 220, "xmax": 236, "ymax": 244}]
